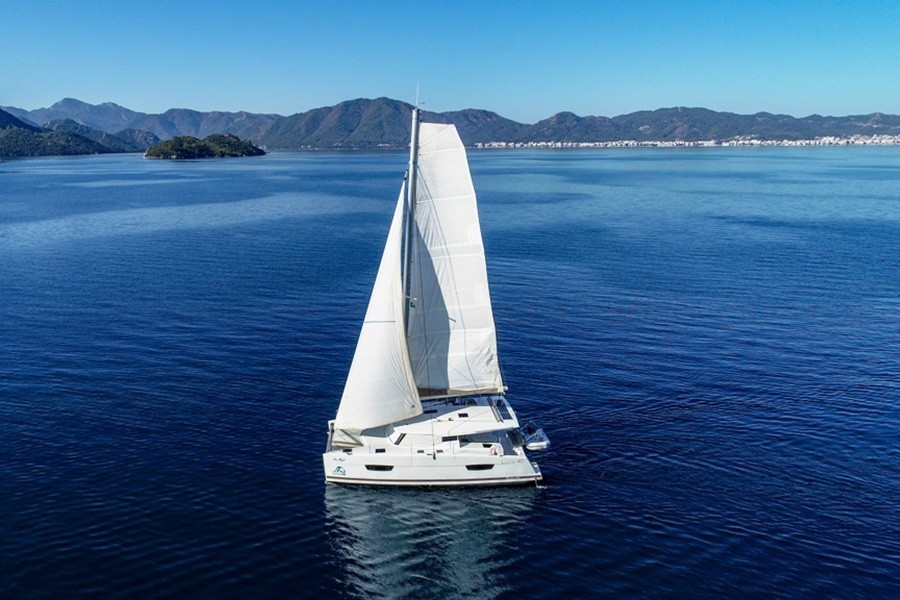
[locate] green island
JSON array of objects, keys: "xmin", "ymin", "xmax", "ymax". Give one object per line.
[{"xmin": 144, "ymin": 134, "xmax": 265, "ymax": 159}]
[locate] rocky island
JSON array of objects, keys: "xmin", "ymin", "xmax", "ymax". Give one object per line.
[{"xmin": 144, "ymin": 134, "xmax": 265, "ymax": 159}]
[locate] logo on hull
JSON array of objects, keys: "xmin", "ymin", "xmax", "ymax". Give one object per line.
[{"xmin": 332, "ymin": 466, "xmax": 347, "ymax": 476}]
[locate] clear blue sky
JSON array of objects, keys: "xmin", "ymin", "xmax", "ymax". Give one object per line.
[{"xmin": 3, "ymin": 0, "xmax": 899, "ymax": 123}]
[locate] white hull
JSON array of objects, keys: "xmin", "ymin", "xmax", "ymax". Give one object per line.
[
  {"xmin": 323, "ymin": 456, "xmax": 542, "ymax": 487},
  {"xmin": 324, "ymin": 396, "xmax": 542, "ymax": 487}
]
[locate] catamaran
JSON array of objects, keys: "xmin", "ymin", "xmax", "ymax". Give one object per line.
[{"xmin": 323, "ymin": 107, "xmax": 548, "ymax": 486}]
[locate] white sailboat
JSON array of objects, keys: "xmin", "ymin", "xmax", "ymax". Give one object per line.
[{"xmin": 323, "ymin": 107, "xmax": 548, "ymax": 486}]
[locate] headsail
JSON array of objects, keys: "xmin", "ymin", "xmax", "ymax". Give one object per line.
[
  {"xmin": 334, "ymin": 183, "xmax": 422, "ymax": 433},
  {"xmin": 405, "ymin": 123, "xmax": 504, "ymax": 397}
]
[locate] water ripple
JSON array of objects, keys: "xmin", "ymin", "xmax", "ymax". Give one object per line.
[{"xmin": 2, "ymin": 150, "xmax": 900, "ymax": 598}]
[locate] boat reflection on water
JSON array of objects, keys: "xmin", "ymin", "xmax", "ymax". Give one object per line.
[{"xmin": 324, "ymin": 484, "xmax": 539, "ymax": 598}]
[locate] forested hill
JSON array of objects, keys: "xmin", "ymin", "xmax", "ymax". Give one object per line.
[
  {"xmin": 144, "ymin": 134, "xmax": 265, "ymax": 159},
  {"xmin": 0, "ymin": 108, "xmax": 116, "ymax": 158},
  {"xmin": 6, "ymin": 98, "xmax": 900, "ymax": 151}
]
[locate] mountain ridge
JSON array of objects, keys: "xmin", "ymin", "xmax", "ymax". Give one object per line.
[{"xmin": 5, "ymin": 98, "xmax": 900, "ymax": 152}]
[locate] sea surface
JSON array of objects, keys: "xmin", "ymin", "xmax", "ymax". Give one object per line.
[{"xmin": 1, "ymin": 148, "xmax": 898, "ymax": 599}]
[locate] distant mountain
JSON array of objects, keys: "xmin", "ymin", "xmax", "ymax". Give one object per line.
[
  {"xmin": 44, "ymin": 118, "xmax": 143, "ymax": 152},
  {"xmin": 606, "ymin": 108, "xmax": 817, "ymax": 142},
  {"xmin": 0, "ymin": 107, "xmax": 40, "ymax": 132},
  {"xmin": 520, "ymin": 107, "xmax": 900, "ymax": 143},
  {"xmin": 523, "ymin": 111, "xmax": 621, "ymax": 142},
  {"xmin": 6, "ymin": 98, "xmax": 900, "ymax": 151},
  {"xmin": 126, "ymin": 109, "xmax": 279, "ymax": 141},
  {"xmin": 23, "ymin": 98, "xmax": 142, "ymax": 133},
  {"xmin": 0, "ymin": 108, "xmax": 117, "ymax": 158},
  {"xmin": 260, "ymin": 98, "xmax": 528, "ymax": 149},
  {"xmin": 432, "ymin": 108, "xmax": 527, "ymax": 143},
  {"xmin": 262, "ymin": 97, "xmax": 413, "ymax": 148},
  {"xmin": 0, "ymin": 106, "xmax": 40, "ymax": 127},
  {"xmin": 3, "ymin": 100, "xmax": 278, "ymax": 144},
  {"xmin": 113, "ymin": 129, "xmax": 161, "ymax": 152},
  {"xmin": 0, "ymin": 107, "xmax": 147, "ymax": 158}
]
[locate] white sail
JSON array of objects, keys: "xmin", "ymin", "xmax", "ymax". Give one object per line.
[
  {"xmin": 406, "ymin": 123, "xmax": 504, "ymax": 396},
  {"xmin": 334, "ymin": 184, "xmax": 421, "ymax": 432}
]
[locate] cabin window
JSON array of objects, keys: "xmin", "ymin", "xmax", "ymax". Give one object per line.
[
  {"xmin": 423, "ymin": 409, "xmax": 438, "ymax": 414},
  {"xmin": 442, "ymin": 436, "xmax": 458, "ymax": 443},
  {"xmin": 375, "ymin": 448, "xmax": 385, "ymax": 454},
  {"xmin": 342, "ymin": 449, "xmax": 353, "ymax": 454},
  {"xmin": 394, "ymin": 433, "xmax": 406, "ymax": 445},
  {"xmin": 365, "ymin": 465, "xmax": 394, "ymax": 471},
  {"xmin": 482, "ymin": 443, "xmax": 493, "ymax": 448},
  {"xmin": 436, "ymin": 449, "xmax": 444, "ymax": 453},
  {"xmin": 457, "ymin": 413, "xmax": 469, "ymax": 418},
  {"xmin": 417, "ymin": 450, "xmax": 424, "ymax": 454},
  {"xmin": 466, "ymin": 464, "xmax": 494, "ymax": 471},
  {"xmin": 496, "ymin": 402, "xmax": 513, "ymax": 420}
]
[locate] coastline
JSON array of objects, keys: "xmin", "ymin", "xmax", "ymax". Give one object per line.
[{"xmin": 475, "ymin": 134, "xmax": 900, "ymax": 149}]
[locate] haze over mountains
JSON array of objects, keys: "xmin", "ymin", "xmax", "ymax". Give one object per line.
[{"xmin": 4, "ymin": 97, "xmax": 900, "ymax": 157}]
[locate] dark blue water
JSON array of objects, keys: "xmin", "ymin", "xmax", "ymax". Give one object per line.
[{"xmin": 1, "ymin": 148, "xmax": 898, "ymax": 598}]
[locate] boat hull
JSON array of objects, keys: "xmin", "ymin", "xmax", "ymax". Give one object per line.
[{"xmin": 323, "ymin": 451, "xmax": 542, "ymax": 487}]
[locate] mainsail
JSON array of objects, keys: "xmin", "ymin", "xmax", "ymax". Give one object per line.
[
  {"xmin": 334, "ymin": 111, "xmax": 503, "ymax": 434},
  {"xmin": 406, "ymin": 123, "xmax": 504, "ymax": 397}
]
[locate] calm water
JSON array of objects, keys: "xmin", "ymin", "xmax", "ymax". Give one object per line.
[{"xmin": 1, "ymin": 148, "xmax": 899, "ymax": 598}]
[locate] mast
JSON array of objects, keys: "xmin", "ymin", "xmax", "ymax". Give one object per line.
[{"xmin": 401, "ymin": 106, "xmax": 420, "ymax": 330}]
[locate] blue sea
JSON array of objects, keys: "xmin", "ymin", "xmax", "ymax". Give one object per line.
[{"xmin": 1, "ymin": 148, "xmax": 899, "ymax": 598}]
